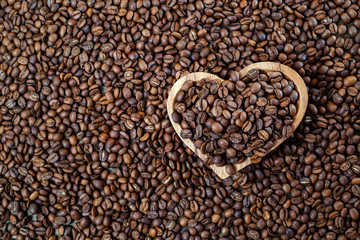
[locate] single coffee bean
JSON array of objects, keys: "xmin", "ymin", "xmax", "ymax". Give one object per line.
[
  {"xmin": 247, "ymin": 230, "xmax": 260, "ymax": 240},
  {"xmin": 248, "ymin": 69, "xmax": 259, "ymax": 79},
  {"xmin": 225, "ymin": 164, "xmax": 236, "ymax": 175},
  {"xmin": 180, "ymin": 129, "xmax": 192, "ymax": 139}
]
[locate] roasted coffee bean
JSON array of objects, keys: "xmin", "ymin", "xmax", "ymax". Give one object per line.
[
  {"xmin": 258, "ymin": 130, "xmax": 270, "ymax": 141},
  {"xmin": 248, "ymin": 69, "xmax": 259, "ymax": 79},
  {"xmin": 242, "ymin": 121, "xmax": 252, "ymax": 133},
  {"xmin": 225, "ymin": 164, "xmax": 236, "ymax": 176},
  {"xmin": 247, "ymin": 229, "xmax": 260, "ymax": 239},
  {"xmin": 265, "ymin": 105, "xmax": 277, "ymax": 115},
  {"xmin": 180, "ymin": 129, "xmax": 192, "ymax": 139},
  {"xmin": 155, "ymin": 184, "xmax": 166, "ymax": 196},
  {"xmin": 46, "ymin": 153, "xmax": 59, "ymax": 163}
]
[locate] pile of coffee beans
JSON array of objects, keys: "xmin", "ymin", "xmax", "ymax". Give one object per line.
[
  {"xmin": 173, "ymin": 69, "xmax": 299, "ymax": 171},
  {"xmin": 1, "ymin": 0, "xmax": 360, "ymax": 239}
]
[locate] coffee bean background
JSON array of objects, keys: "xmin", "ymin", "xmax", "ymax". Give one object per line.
[{"xmin": 0, "ymin": 0, "xmax": 360, "ymax": 239}]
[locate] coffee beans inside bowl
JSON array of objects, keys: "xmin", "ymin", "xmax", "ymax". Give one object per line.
[{"xmin": 172, "ymin": 69, "xmax": 299, "ymax": 173}]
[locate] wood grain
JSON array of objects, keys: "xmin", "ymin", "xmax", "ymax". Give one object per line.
[{"xmin": 167, "ymin": 62, "xmax": 308, "ymax": 179}]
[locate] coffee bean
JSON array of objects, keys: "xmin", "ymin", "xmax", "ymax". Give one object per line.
[
  {"xmin": 334, "ymin": 62, "xmax": 345, "ymax": 72},
  {"xmin": 242, "ymin": 121, "xmax": 252, "ymax": 133},
  {"xmin": 216, "ymin": 187, "xmax": 226, "ymax": 199},
  {"xmin": 265, "ymin": 105, "xmax": 277, "ymax": 115},
  {"xmin": 345, "ymin": 228, "xmax": 358, "ymax": 239},
  {"xmin": 282, "ymin": 125, "xmax": 293, "ymax": 138},
  {"xmin": 258, "ymin": 130, "xmax": 270, "ymax": 141},
  {"xmin": 211, "ymin": 121, "xmax": 223, "ymax": 133},
  {"xmin": 180, "ymin": 129, "xmax": 192, "ymax": 139},
  {"xmin": 0, "ymin": 70, "xmax": 5, "ymax": 81},
  {"xmin": 54, "ymin": 216, "xmax": 66, "ymax": 225},
  {"xmin": 211, "ymin": 106, "xmax": 222, "ymax": 118},
  {"xmin": 225, "ymin": 164, "xmax": 236, "ymax": 175},
  {"xmin": 251, "ymin": 82, "xmax": 262, "ymax": 93},
  {"xmin": 343, "ymin": 76, "xmax": 357, "ymax": 86},
  {"xmin": 172, "ymin": 112, "xmax": 182, "ymax": 123},
  {"xmin": 247, "ymin": 230, "xmax": 260, "ymax": 240},
  {"xmin": 256, "ymin": 97, "xmax": 268, "ymax": 107},
  {"xmin": 28, "ymin": 92, "xmax": 39, "ymax": 101},
  {"xmin": 332, "ymin": 93, "xmax": 343, "ymax": 105},
  {"xmin": 190, "ymin": 200, "xmax": 199, "ymax": 212},
  {"xmin": 155, "ymin": 184, "xmax": 166, "ymax": 195},
  {"xmin": 268, "ymin": 72, "xmax": 283, "ymax": 82},
  {"xmin": 248, "ymin": 69, "xmax": 259, "ymax": 79},
  {"xmin": 352, "ymin": 185, "xmax": 360, "ymax": 197},
  {"xmin": 46, "ymin": 153, "xmax": 59, "ymax": 163},
  {"xmin": 92, "ymin": 26, "xmax": 104, "ymax": 35},
  {"xmin": 148, "ymin": 211, "xmax": 159, "ymax": 220}
]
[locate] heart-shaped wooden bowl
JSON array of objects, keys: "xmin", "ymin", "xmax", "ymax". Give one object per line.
[{"xmin": 167, "ymin": 62, "xmax": 308, "ymax": 179}]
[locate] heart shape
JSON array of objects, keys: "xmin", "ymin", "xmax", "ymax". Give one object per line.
[{"xmin": 167, "ymin": 62, "xmax": 308, "ymax": 179}]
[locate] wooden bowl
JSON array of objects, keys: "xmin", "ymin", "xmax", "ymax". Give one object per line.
[{"xmin": 167, "ymin": 62, "xmax": 308, "ymax": 179}]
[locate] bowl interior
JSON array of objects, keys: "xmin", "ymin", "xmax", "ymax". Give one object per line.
[{"xmin": 167, "ymin": 62, "xmax": 308, "ymax": 179}]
